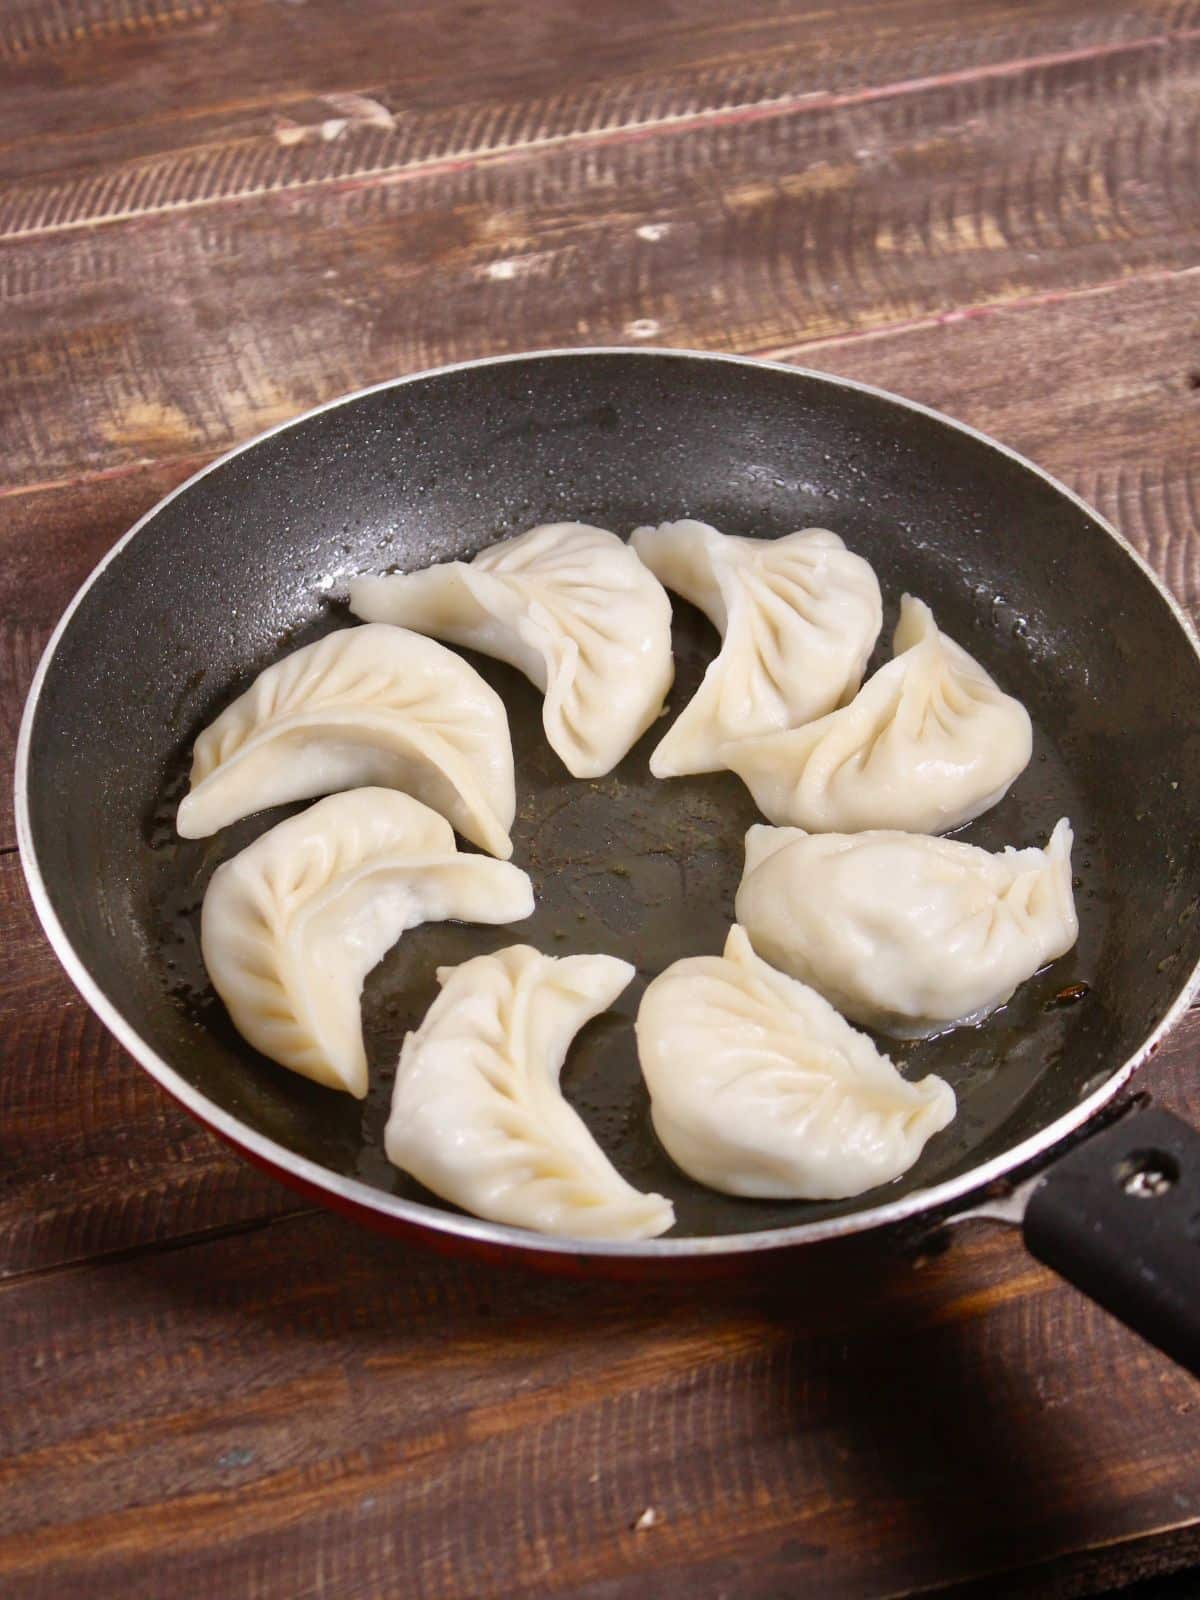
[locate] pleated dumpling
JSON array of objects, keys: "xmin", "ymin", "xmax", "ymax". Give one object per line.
[
  {"xmin": 630, "ymin": 520, "xmax": 882, "ymax": 777},
  {"xmin": 636, "ymin": 927, "xmax": 955, "ymax": 1199},
  {"xmin": 723, "ymin": 595, "xmax": 1032, "ymax": 834},
  {"xmin": 349, "ymin": 523, "xmax": 673, "ymax": 778},
  {"xmin": 177, "ymin": 624, "xmax": 516, "ymax": 858},
  {"xmin": 201, "ymin": 789, "xmax": 534, "ymax": 1098},
  {"xmin": 386, "ymin": 946, "xmax": 675, "ymax": 1240},
  {"xmin": 735, "ymin": 820, "xmax": 1079, "ymax": 1038}
]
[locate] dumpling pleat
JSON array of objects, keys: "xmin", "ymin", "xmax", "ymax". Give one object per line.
[
  {"xmin": 636, "ymin": 926, "xmax": 955, "ymax": 1199},
  {"xmin": 631, "ymin": 521, "xmax": 883, "ymax": 778},
  {"xmin": 386, "ymin": 945, "xmax": 675, "ymax": 1240},
  {"xmin": 178, "ymin": 624, "xmax": 517, "ymax": 857},
  {"xmin": 734, "ymin": 821, "xmax": 1080, "ymax": 1037},
  {"xmin": 723, "ymin": 594, "xmax": 1033, "ymax": 834},
  {"xmin": 350, "ymin": 523, "xmax": 674, "ymax": 779},
  {"xmin": 200, "ymin": 789, "xmax": 534, "ymax": 1098}
]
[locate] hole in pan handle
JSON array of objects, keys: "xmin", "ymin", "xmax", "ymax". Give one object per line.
[{"xmin": 1017, "ymin": 1105, "xmax": 1200, "ymax": 1378}]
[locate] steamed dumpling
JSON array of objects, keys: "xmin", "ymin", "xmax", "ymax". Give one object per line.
[
  {"xmin": 201, "ymin": 789, "xmax": 534, "ymax": 1098},
  {"xmin": 637, "ymin": 926, "xmax": 955, "ymax": 1199},
  {"xmin": 630, "ymin": 520, "xmax": 882, "ymax": 777},
  {"xmin": 349, "ymin": 523, "xmax": 673, "ymax": 778},
  {"xmin": 386, "ymin": 946, "xmax": 675, "ymax": 1240},
  {"xmin": 722, "ymin": 595, "xmax": 1032, "ymax": 834},
  {"xmin": 735, "ymin": 820, "xmax": 1079, "ymax": 1037},
  {"xmin": 177, "ymin": 624, "xmax": 516, "ymax": 858}
]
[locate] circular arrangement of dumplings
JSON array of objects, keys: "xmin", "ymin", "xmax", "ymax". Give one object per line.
[{"xmin": 182, "ymin": 518, "xmax": 1079, "ymax": 1241}]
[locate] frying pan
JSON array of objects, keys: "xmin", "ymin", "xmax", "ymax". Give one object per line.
[{"xmin": 16, "ymin": 350, "xmax": 1200, "ymax": 1373}]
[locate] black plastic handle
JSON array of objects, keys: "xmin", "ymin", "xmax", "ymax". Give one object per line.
[{"xmin": 1024, "ymin": 1106, "xmax": 1200, "ymax": 1378}]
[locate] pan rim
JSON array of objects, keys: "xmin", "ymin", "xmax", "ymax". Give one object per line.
[{"xmin": 16, "ymin": 344, "xmax": 1200, "ymax": 1259}]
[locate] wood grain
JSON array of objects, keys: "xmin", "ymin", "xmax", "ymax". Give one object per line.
[
  {"xmin": 3, "ymin": 15, "xmax": 1194, "ymax": 239},
  {"xmin": 0, "ymin": 0, "xmax": 1185, "ymax": 186},
  {"xmin": 0, "ymin": 854, "xmax": 303, "ymax": 1279},
  {"xmin": 0, "ymin": 0, "xmax": 225, "ymax": 66},
  {"xmin": 0, "ymin": 1014, "xmax": 1197, "ymax": 1600},
  {"xmin": 793, "ymin": 273, "xmax": 1200, "ymax": 623},
  {"xmin": 4, "ymin": 1, "xmax": 1200, "ymax": 1593},
  {"xmin": 1, "ymin": 19, "xmax": 1197, "ymax": 491}
]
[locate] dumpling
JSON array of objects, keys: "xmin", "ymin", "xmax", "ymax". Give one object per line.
[
  {"xmin": 629, "ymin": 520, "xmax": 882, "ymax": 777},
  {"xmin": 722, "ymin": 594, "xmax": 1032, "ymax": 834},
  {"xmin": 201, "ymin": 788, "xmax": 535, "ymax": 1098},
  {"xmin": 636, "ymin": 926, "xmax": 955, "ymax": 1199},
  {"xmin": 177, "ymin": 624, "xmax": 516, "ymax": 857},
  {"xmin": 349, "ymin": 522, "xmax": 673, "ymax": 778},
  {"xmin": 735, "ymin": 820, "xmax": 1079, "ymax": 1038},
  {"xmin": 386, "ymin": 945, "xmax": 675, "ymax": 1240}
]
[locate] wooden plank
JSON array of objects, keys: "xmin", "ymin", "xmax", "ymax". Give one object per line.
[
  {"xmin": 0, "ymin": 455, "xmax": 204, "ymax": 842},
  {"xmin": 0, "ymin": 0, "xmax": 227, "ymax": 66},
  {"xmin": 948, "ymin": 1528, "xmax": 1200, "ymax": 1600},
  {"xmin": 792, "ymin": 272, "xmax": 1200, "ymax": 623},
  {"xmin": 5, "ymin": 5, "xmax": 1199, "ymax": 1594},
  {"xmin": 1, "ymin": 28, "xmax": 1197, "ymax": 490},
  {"xmin": 0, "ymin": 0, "xmax": 1181, "ymax": 188},
  {"xmin": 4, "ymin": 13, "xmax": 1193, "ymax": 237},
  {"xmin": 0, "ymin": 1010, "xmax": 1196, "ymax": 1598},
  {"xmin": 0, "ymin": 853, "xmax": 303, "ymax": 1279}
]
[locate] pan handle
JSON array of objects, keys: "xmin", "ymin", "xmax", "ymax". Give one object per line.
[{"xmin": 1007, "ymin": 1105, "xmax": 1200, "ymax": 1377}]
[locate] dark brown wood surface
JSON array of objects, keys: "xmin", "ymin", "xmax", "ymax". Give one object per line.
[{"xmin": 2, "ymin": 3, "xmax": 1198, "ymax": 1595}]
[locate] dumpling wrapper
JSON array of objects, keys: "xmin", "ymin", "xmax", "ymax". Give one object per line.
[
  {"xmin": 386, "ymin": 945, "xmax": 675, "ymax": 1240},
  {"xmin": 636, "ymin": 926, "xmax": 955, "ymax": 1199},
  {"xmin": 630, "ymin": 520, "xmax": 882, "ymax": 777},
  {"xmin": 178, "ymin": 624, "xmax": 516, "ymax": 858},
  {"xmin": 349, "ymin": 522, "xmax": 674, "ymax": 778},
  {"xmin": 722, "ymin": 594, "xmax": 1032, "ymax": 834},
  {"xmin": 735, "ymin": 820, "xmax": 1079, "ymax": 1038},
  {"xmin": 201, "ymin": 789, "xmax": 535, "ymax": 1098}
]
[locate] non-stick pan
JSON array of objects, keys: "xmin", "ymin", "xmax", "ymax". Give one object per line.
[{"xmin": 16, "ymin": 350, "xmax": 1200, "ymax": 1371}]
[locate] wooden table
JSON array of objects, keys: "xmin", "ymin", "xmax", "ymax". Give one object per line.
[{"xmin": 2, "ymin": 3, "xmax": 1198, "ymax": 1595}]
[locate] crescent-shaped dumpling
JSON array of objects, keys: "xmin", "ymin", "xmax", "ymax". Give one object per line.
[
  {"xmin": 722, "ymin": 595, "xmax": 1032, "ymax": 834},
  {"xmin": 200, "ymin": 789, "xmax": 535, "ymax": 1098},
  {"xmin": 177, "ymin": 624, "xmax": 516, "ymax": 858},
  {"xmin": 349, "ymin": 523, "xmax": 674, "ymax": 778},
  {"xmin": 630, "ymin": 520, "xmax": 882, "ymax": 778},
  {"xmin": 636, "ymin": 926, "xmax": 956, "ymax": 1199},
  {"xmin": 385, "ymin": 945, "xmax": 675, "ymax": 1240},
  {"xmin": 735, "ymin": 820, "xmax": 1079, "ymax": 1037}
]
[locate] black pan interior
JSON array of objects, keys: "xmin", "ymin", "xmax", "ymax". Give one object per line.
[{"xmin": 26, "ymin": 353, "xmax": 1200, "ymax": 1237}]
